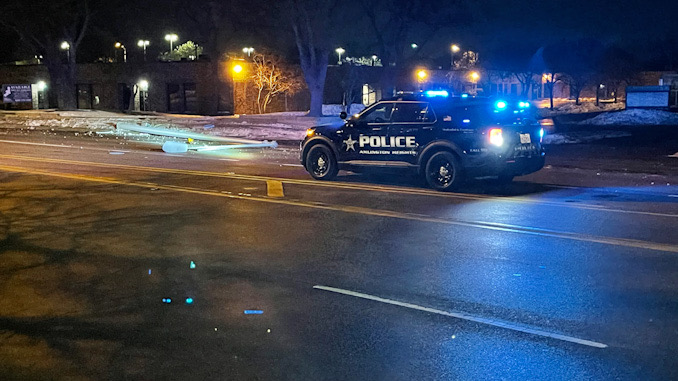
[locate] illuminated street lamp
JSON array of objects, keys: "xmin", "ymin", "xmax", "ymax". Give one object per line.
[
  {"xmin": 416, "ymin": 69, "xmax": 428, "ymax": 91},
  {"xmin": 137, "ymin": 40, "xmax": 150, "ymax": 62},
  {"xmin": 371, "ymin": 54, "xmax": 378, "ymax": 66},
  {"xmin": 450, "ymin": 44, "xmax": 460, "ymax": 69},
  {"xmin": 60, "ymin": 41, "xmax": 71, "ymax": 61},
  {"xmin": 242, "ymin": 47, "xmax": 254, "ymax": 57},
  {"xmin": 335, "ymin": 47, "xmax": 345, "ymax": 64},
  {"xmin": 164, "ymin": 33, "xmax": 178, "ymax": 51},
  {"xmin": 411, "ymin": 43, "xmax": 418, "ymax": 49},
  {"xmin": 115, "ymin": 42, "xmax": 127, "ymax": 63},
  {"xmin": 469, "ymin": 71, "xmax": 480, "ymax": 94},
  {"xmin": 36, "ymin": 81, "xmax": 47, "ymax": 91},
  {"xmin": 233, "ymin": 64, "xmax": 243, "ymax": 74}
]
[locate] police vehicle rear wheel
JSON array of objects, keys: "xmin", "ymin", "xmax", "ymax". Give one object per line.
[
  {"xmin": 305, "ymin": 144, "xmax": 338, "ymax": 180},
  {"xmin": 424, "ymin": 151, "xmax": 463, "ymax": 191}
]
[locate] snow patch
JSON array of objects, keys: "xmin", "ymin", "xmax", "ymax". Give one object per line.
[
  {"xmin": 538, "ymin": 102, "xmax": 624, "ymax": 117},
  {"xmin": 322, "ymin": 104, "xmax": 365, "ymax": 116},
  {"xmin": 543, "ymin": 131, "xmax": 632, "ymax": 144},
  {"xmin": 579, "ymin": 109, "xmax": 678, "ymax": 126}
]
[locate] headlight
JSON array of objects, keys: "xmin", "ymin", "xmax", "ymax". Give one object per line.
[
  {"xmin": 489, "ymin": 128, "xmax": 504, "ymax": 147},
  {"xmin": 306, "ymin": 128, "xmax": 315, "ymax": 137}
]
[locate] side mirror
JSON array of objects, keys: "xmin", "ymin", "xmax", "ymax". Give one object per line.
[{"xmin": 339, "ymin": 111, "xmax": 347, "ymax": 119}]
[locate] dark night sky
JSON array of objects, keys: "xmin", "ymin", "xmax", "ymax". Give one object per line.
[{"xmin": 1, "ymin": 0, "xmax": 677, "ymax": 68}]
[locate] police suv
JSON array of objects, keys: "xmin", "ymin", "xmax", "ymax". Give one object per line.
[{"xmin": 300, "ymin": 92, "xmax": 545, "ymax": 191}]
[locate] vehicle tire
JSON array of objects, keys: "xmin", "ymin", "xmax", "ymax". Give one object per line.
[
  {"xmin": 305, "ymin": 144, "xmax": 338, "ymax": 180},
  {"xmin": 424, "ymin": 151, "xmax": 463, "ymax": 191}
]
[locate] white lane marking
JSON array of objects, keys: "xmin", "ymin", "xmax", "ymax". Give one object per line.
[
  {"xmin": 219, "ymin": 158, "xmax": 240, "ymax": 161},
  {"xmin": 313, "ymin": 285, "xmax": 608, "ymax": 349},
  {"xmin": 0, "ymin": 139, "xmax": 132, "ymax": 153},
  {"xmin": 281, "ymin": 163, "xmax": 303, "ymax": 167},
  {"xmin": 669, "ymin": 195, "xmax": 678, "ymax": 198}
]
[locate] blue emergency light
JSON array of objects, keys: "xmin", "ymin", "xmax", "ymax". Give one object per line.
[{"xmin": 425, "ymin": 90, "xmax": 449, "ymax": 97}]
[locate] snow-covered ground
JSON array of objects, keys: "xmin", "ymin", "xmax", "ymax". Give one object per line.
[
  {"xmin": 537, "ymin": 102, "xmax": 625, "ymax": 117},
  {"xmin": 0, "ymin": 109, "xmax": 344, "ymax": 141},
  {"xmin": 543, "ymin": 131, "xmax": 632, "ymax": 145},
  {"xmin": 322, "ymin": 103, "xmax": 366, "ymax": 116},
  {"xmin": 578, "ymin": 109, "xmax": 678, "ymax": 126},
  {"xmin": 4, "ymin": 107, "xmax": 672, "ymax": 146}
]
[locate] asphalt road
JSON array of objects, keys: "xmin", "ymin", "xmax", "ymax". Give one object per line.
[{"xmin": 1, "ymin": 130, "xmax": 678, "ymax": 380}]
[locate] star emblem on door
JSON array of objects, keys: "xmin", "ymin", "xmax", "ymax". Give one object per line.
[{"xmin": 343, "ymin": 135, "xmax": 357, "ymax": 151}]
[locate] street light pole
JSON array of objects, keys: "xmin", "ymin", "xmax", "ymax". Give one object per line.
[
  {"xmin": 115, "ymin": 42, "xmax": 127, "ymax": 63},
  {"xmin": 137, "ymin": 40, "xmax": 150, "ymax": 62},
  {"xmin": 335, "ymin": 47, "xmax": 345, "ymax": 65},
  {"xmin": 450, "ymin": 44, "xmax": 460, "ymax": 69},
  {"xmin": 60, "ymin": 41, "xmax": 71, "ymax": 62},
  {"xmin": 165, "ymin": 34, "xmax": 178, "ymax": 52}
]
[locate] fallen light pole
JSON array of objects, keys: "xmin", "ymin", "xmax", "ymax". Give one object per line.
[{"xmin": 116, "ymin": 122, "xmax": 278, "ymax": 153}]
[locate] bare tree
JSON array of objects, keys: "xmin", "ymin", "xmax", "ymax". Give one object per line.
[
  {"xmin": 284, "ymin": 0, "xmax": 343, "ymax": 117},
  {"xmin": 541, "ymin": 72, "xmax": 563, "ymax": 110},
  {"xmin": 361, "ymin": 0, "xmax": 469, "ymax": 95},
  {"xmin": 530, "ymin": 47, "xmax": 565, "ymax": 110},
  {"xmin": 488, "ymin": 70, "xmax": 513, "ymax": 95},
  {"xmin": 596, "ymin": 46, "xmax": 637, "ymax": 103},
  {"xmin": 338, "ymin": 63, "xmax": 370, "ymax": 114},
  {"xmin": 515, "ymin": 72, "xmax": 536, "ymax": 97},
  {"xmin": 251, "ymin": 52, "xmax": 303, "ymax": 113},
  {"xmin": 1, "ymin": 0, "xmax": 96, "ymax": 109},
  {"xmin": 541, "ymin": 39, "xmax": 604, "ymax": 105}
]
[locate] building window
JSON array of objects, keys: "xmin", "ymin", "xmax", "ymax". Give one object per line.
[
  {"xmin": 362, "ymin": 84, "xmax": 380, "ymax": 106},
  {"xmin": 184, "ymin": 83, "xmax": 197, "ymax": 113},
  {"xmin": 167, "ymin": 84, "xmax": 182, "ymax": 112},
  {"xmin": 76, "ymin": 84, "xmax": 93, "ymax": 109}
]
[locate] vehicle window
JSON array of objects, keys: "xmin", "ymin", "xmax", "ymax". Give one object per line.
[
  {"xmin": 360, "ymin": 103, "xmax": 394, "ymax": 123},
  {"xmin": 392, "ymin": 102, "xmax": 434, "ymax": 123}
]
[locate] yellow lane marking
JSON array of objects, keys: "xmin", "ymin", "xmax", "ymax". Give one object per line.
[
  {"xmin": 0, "ymin": 153, "xmax": 675, "ymax": 218},
  {"xmin": 1, "ymin": 163, "xmax": 677, "ymax": 254},
  {"xmin": 267, "ymin": 180, "xmax": 284, "ymax": 198}
]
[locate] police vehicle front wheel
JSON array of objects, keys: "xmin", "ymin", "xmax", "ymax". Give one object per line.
[
  {"xmin": 424, "ymin": 151, "xmax": 463, "ymax": 191},
  {"xmin": 305, "ymin": 144, "xmax": 338, "ymax": 180}
]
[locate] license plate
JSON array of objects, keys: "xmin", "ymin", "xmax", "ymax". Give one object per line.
[
  {"xmin": 519, "ymin": 133, "xmax": 531, "ymax": 144},
  {"xmin": 514, "ymin": 144, "xmax": 536, "ymax": 152}
]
